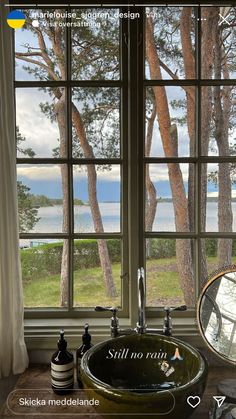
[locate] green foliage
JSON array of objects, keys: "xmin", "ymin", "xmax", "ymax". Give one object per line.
[
  {"xmin": 21, "ymin": 239, "xmax": 121, "ymax": 281},
  {"xmin": 16, "ymin": 126, "xmax": 39, "ymax": 232},
  {"xmin": 17, "ymin": 181, "xmax": 40, "ymax": 232},
  {"xmin": 71, "ymin": 9, "xmax": 119, "ymax": 80},
  {"xmin": 24, "ymin": 194, "xmax": 84, "ymax": 207},
  {"xmin": 205, "ymin": 238, "xmax": 217, "ymax": 257},
  {"xmin": 29, "ymin": 194, "xmax": 52, "ymax": 207},
  {"xmin": 148, "ymin": 239, "xmax": 176, "ymax": 259},
  {"xmin": 149, "ymin": 6, "xmax": 194, "ymax": 78},
  {"xmin": 208, "ymin": 164, "xmax": 236, "ymax": 186},
  {"xmin": 72, "ymin": 86, "xmax": 120, "ymax": 159},
  {"xmin": 21, "ymin": 242, "xmax": 63, "ymax": 281},
  {"xmin": 205, "ymin": 238, "xmax": 236, "ymax": 257},
  {"xmin": 16, "ymin": 126, "xmax": 35, "ymax": 158},
  {"xmin": 148, "ymin": 238, "xmax": 236, "ymax": 259}
]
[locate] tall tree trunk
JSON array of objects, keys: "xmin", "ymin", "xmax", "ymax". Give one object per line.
[
  {"xmin": 213, "ymin": 18, "xmax": 233, "ymax": 267},
  {"xmin": 145, "ymin": 103, "xmax": 158, "ymax": 232},
  {"xmin": 200, "ymin": 8, "xmax": 219, "ymax": 287},
  {"xmin": 146, "ymin": 16, "xmax": 194, "ymax": 305},
  {"xmin": 145, "ymin": 103, "xmax": 158, "ymax": 258},
  {"xmin": 180, "ymin": 8, "xmax": 195, "ymax": 244},
  {"xmin": 55, "ymin": 91, "xmax": 69, "ymax": 306},
  {"xmin": 54, "ymin": 71, "xmax": 116, "ymax": 303},
  {"xmin": 72, "ymin": 104, "xmax": 116, "ymax": 297}
]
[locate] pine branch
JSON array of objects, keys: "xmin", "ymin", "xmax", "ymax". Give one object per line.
[
  {"xmin": 15, "ymin": 53, "xmax": 60, "ymax": 82},
  {"xmin": 158, "ymin": 58, "xmax": 195, "ymax": 102},
  {"xmin": 15, "ymin": 51, "xmax": 42, "ymax": 57}
]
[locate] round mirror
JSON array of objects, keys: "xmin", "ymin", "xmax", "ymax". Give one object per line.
[{"xmin": 197, "ymin": 266, "xmax": 236, "ymax": 364}]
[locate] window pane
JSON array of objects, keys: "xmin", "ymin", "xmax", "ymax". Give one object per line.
[
  {"xmin": 145, "ymin": 7, "xmax": 196, "ymax": 80},
  {"xmin": 201, "ymin": 238, "xmax": 235, "ymax": 284},
  {"xmin": 17, "ymin": 164, "xmax": 68, "ymax": 233},
  {"xmin": 73, "ymin": 165, "xmax": 120, "ymax": 233},
  {"xmin": 71, "ymin": 9, "xmax": 120, "ymax": 80},
  {"xmin": 145, "ymin": 86, "xmax": 195, "ymax": 157},
  {"xmin": 201, "ymin": 86, "xmax": 236, "ymax": 156},
  {"xmin": 21, "ymin": 239, "xmax": 68, "ymax": 308},
  {"xmin": 201, "ymin": 7, "xmax": 236, "ymax": 79},
  {"xmin": 203, "ymin": 163, "xmax": 236, "ymax": 232},
  {"xmin": 15, "ymin": 10, "xmax": 66, "ymax": 81},
  {"xmin": 145, "ymin": 164, "xmax": 194, "ymax": 232},
  {"xmin": 16, "ymin": 88, "xmax": 67, "ymax": 158},
  {"xmin": 72, "ymin": 87, "xmax": 120, "ymax": 159},
  {"xmin": 73, "ymin": 239, "xmax": 121, "ymax": 307},
  {"xmin": 146, "ymin": 238, "xmax": 194, "ymax": 307}
]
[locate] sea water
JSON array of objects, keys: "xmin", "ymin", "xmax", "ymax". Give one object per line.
[{"xmin": 24, "ymin": 202, "xmax": 236, "ymax": 235}]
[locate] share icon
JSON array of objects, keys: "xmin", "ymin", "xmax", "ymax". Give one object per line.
[{"xmin": 213, "ymin": 396, "xmax": 226, "ymax": 408}]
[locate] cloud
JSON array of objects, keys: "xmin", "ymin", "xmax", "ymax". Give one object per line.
[
  {"xmin": 18, "ymin": 164, "xmax": 121, "ymax": 182},
  {"xmin": 16, "ymin": 88, "xmax": 61, "ymax": 157},
  {"xmin": 17, "ymin": 165, "xmax": 61, "ymax": 180},
  {"xmin": 149, "ymin": 163, "xmax": 190, "ymax": 182},
  {"xmin": 207, "ymin": 190, "xmax": 236, "ymax": 198},
  {"xmin": 73, "ymin": 165, "xmax": 120, "ymax": 182}
]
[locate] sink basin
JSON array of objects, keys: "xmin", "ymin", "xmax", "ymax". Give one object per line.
[{"xmin": 80, "ymin": 334, "xmax": 208, "ymax": 419}]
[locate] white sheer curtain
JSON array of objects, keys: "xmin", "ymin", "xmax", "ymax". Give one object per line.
[{"xmin": 0, "ymin": 4, "xmax": 29, "ymax": 378}]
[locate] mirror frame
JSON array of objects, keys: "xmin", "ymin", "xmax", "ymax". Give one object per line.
[{"xmin": 197, "ymin": 265, "xmax": 236, "ymax": 365}]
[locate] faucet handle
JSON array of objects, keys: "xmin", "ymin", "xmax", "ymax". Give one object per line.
[
  {"xmin": 174, "ymin": 305, "xmax": 187, "ymax": 311},
  {"xmin": 95, "ymin": 306, "xmax": 118, "ymax": 316},
  {"xmin": 172, "ymin": 305, "xmax": 187, "ymax": 311},
  {"xmin": 95, "ymin": 306, "xmax": 119, "ymax": 338},
  {"xmin": 164, "ymin": 305, "xmax": 187, "ymax": 313}
]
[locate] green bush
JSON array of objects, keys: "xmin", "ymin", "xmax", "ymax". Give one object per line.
[
  {"xmin": 21, "ymin": 237, "xmax": 236, "ymax": 283},
  {"xmin": 21, "ymin": 242, "xmax": 63, "ymax": 281},
  {"xmin": 148, "ymin": 239, "xmax": 176, "ymax": 259},
  {"xmin": 148, "ymin": 238, "xmax": 236, "ymax": 260},
  {"xmin": 205, "ymin": 238, "xmax": 217, "ymax": 257},
  {"xmin": 205, "ymin": 239, "xmax": 236, "ymax": 257},
  {"xmin": 233, "ymin": 240, "xmax": 236, "ymax": 256},
  {"xmin": 73, "ymin": 239, "xmax": 121, "ymax": 270},
  {"xmin": 21, "ymin": 239, "xmax": 121, "ymax": 281}
]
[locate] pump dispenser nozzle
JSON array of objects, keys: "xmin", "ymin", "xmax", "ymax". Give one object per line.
[
  {"xmin": 82, "ymin": 323, "xmax": 91, "ymax": 344},
  {"xmin": 57, "ymin": 329, "xmax": 67, "ymax": 350},
  {"xmin": 76, "ymin": 323, "xmax": 93, "ymax": 388}
]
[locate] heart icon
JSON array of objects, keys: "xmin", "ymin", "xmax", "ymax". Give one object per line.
[{"xmin": 187, "ymin": 396, "xmax": 201, "ymax": 408}]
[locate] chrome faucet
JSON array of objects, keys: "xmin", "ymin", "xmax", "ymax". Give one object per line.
[
  {"xmin": 136, "ymin": 267, "xmax": 147, "ymax": 334},
  {"xmin": 95, "ymin": 268, "xmax": 187, "ymax": 338},
  {"xmin": 94, "ymin": 306, "xmax": 135, "ymax": 338}
]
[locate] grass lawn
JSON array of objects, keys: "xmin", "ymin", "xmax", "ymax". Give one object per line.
[
  {"xmin": 23, "ymin": 258, "xmax": 182, "ymax": 308},
  {"xmin": 23, "ymin": 256, "xmax": 236, "ymax": 308}
]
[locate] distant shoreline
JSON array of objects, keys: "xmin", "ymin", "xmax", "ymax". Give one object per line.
[{"xmin": 33, "ymin": 197, "xmax": 236, "ymax": 208}]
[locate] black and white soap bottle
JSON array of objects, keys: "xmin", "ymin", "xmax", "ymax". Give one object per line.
[
  {"xmin": 51, "ymin": 330, "xmax": 74, "ymax": 394},
  {"xmin": 76, "ymin": 323, "xmax": 93, "ymax": 388}
]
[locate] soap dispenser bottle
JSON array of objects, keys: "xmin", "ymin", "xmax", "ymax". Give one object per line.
[
  {"xmin": 51, "ymin": 330, "xmax": 74, "ymax": 394},
  {"xmin": 76, "ymin": 323, "xmax": 93, "ymax": 388}
]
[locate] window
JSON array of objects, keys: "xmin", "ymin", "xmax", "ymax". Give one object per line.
[
  {"xmin": 15, "ymin": 5, "xmax": 236, "ymax": 321},
  {"xmin": 143, "ymin": 6, "xmax": 236, "ymax": 311},
  {"xmin": 15, "ymin": 8, "xmax": 128, "ymax": 317}
]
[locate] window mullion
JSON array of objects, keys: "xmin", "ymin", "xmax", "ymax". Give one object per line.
[
  {"xmin": 128, "ymin": 8, "xmax": 144, "ymax": 327},
  {"xmin": 67, "ymin": 10, "xmax": 74, "ymax": 314}
]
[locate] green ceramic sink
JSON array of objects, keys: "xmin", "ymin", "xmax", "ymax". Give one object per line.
[{"xmin": 80, "ymin": 334, "xmax": 208, "ymax": 419}]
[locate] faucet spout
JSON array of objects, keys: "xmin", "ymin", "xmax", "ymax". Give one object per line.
[{"xmin": 137, "ymin": 268, "xmax": 147, "ymax": 334}]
